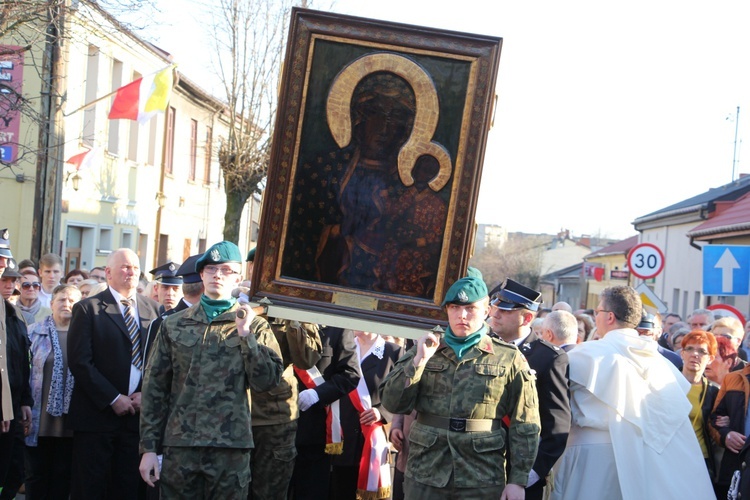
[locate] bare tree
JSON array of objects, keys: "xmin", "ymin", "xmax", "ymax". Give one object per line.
[
  {"xmin": 470, "ymin": 235, "xmax": 548, "ymax": 291},
  {"xmin": 207, "ymin": 0, "xmax": 297, "ymax": 244}
]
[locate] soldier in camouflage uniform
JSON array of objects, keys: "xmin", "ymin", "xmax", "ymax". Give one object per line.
[
  {"xmin": 249, "ymin": 317, "xmax": 323, "ymax": 500},
  {"xmin": 138, "ymin": 241, "xmax": 283, "ymax": 499},
  {"xmin": 380, "ymin": 276, "xmax": 541, "ymax": 500}
]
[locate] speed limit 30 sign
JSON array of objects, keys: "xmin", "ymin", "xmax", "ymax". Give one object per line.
[{"xmin": 627, "ymin": 243, "xmax": 665, "ymax": 280}]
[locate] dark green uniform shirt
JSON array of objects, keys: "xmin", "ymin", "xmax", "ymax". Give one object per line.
[
  {"xmin": 380, "ymin": 334, "xmax": 540, "ymax": 488},
  {"xmin": 140, "ymin": 304, "xmax": 283, "ymax": 453}
]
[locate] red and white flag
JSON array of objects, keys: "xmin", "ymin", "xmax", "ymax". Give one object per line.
[
  {"xmin": 65, "ymin": 147, "xmax": 99, "ymax": 171},
  {"xmin": 108, "ymin": 65, "xmax": 175, "ymax": 124}
]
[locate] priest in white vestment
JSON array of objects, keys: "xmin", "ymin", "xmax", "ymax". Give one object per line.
[{"xmin": 551, "ymin": 286, "xmax": 715, "ymax": 500}]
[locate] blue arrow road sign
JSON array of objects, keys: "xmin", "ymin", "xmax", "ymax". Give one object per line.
[{"xmin": 703, "ymin": 245, "xmax": 750, "ymax": 296}]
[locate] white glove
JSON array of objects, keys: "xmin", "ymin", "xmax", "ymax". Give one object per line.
[
  {"xmin": 298, "ymin": 389, "xmax": 320, "ymax": 411},
  {"xmin": 526, "ymin": 469, "xmax": 540, "ymax": 487}
]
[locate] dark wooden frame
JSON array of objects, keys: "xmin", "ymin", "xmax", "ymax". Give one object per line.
[{"xmin": 251, "ymin": 8, "xmax": 502, "ymax": 330}]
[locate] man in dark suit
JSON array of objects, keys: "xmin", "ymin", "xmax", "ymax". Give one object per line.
[
  {"xmin": 289, "ymin": 326, "xmax": 360, "ymax": 499},
  {"xmin": 68, "ymin": 248, "xmax": 161, "ymax": 498},
  {"xmin": 488, "ymin": 278, "xmax": 571, "ymax": 500},
  {"xmin": 541, "ymin": 310, "xmax": 579, "ymax": 352}
]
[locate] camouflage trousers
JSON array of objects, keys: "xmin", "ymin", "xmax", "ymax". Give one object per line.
[
  {"xmin": 161, "ymin": 446, "xmax": 251, "ymax": 500},
  {"xmin": 249, "ymin": 420, "xmax": 298, "ymax": 500},
  {"xmin": 404, "ymin": 475, "xmax": 503, "ymax": 500}
]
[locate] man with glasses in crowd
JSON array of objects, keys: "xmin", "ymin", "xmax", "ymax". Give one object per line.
[
  {"xmin": 551, "ymin": 285, "xmax": 714, "ymax": 499},
  {"xmin": 139, "ymin": 241, "xmax": 283, "ymax": 498},
  {"xmin": 89, "ymin": 266, "xmax": 107, "ymax": 284}
]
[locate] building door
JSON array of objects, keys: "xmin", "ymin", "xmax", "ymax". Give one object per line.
[{"xmin": 65, "ymin": 248, "xmax": 81, "ymax": 274}]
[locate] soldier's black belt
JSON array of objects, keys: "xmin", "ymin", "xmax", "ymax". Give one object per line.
[{"xmin": 417, "ymin": 413, "xmax": 501, "ymax": 432}]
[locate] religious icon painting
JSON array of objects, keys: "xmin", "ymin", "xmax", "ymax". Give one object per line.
[{"xmin": 252, "ymin": 8, "xmax": 502, "ymax": 331}]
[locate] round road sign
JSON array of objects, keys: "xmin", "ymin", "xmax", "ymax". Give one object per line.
[
  {"xmin": 707, "ymin": 304, "xmax": 747, "ymax": 328},
  {"xmin": 627, "ymin": 243, "xmax": 665, "ymax": 280}
]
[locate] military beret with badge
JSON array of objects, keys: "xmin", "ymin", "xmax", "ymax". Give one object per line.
[{"xmin": 194, "ymin": 241, "xmax": 243, "ymax": 273}]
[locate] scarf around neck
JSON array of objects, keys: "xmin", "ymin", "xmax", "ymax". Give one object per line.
[
  {"xmin": 44, "ymin": 315, "xmax": 74, "ymax": 417},
  {"xmin": 18, "ymin": 299, "xmax": 42, "ymax": 325},
  {"xmin": 444, "ymin": 324, "xmax": 487, "ymax": 360},
  {"xmin": 200, "ymin": 295, "xmax": 236, "ymax": 322}
]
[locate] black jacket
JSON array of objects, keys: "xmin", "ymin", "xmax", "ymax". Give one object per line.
[
  {"xmin": 516, "ymin": 331, "xmax": 571, "ymax": 482},
  {"xmin": 295, "ymin": 327, "xmax": 360, "ymax": 447},
  {"xmin": 1, "ymin": 302, "xmax": 32, "ymax": 418},
  {"xmin": 67, "ymin": 289, "xmax": 160, "ymax": 432}
]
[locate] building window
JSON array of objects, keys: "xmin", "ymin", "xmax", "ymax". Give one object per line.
[
  {"xmin": 189, "ymin": 119, "xmax": 197, "ymax": 181},
  {"xmin": 82, "ymin": 45, "xmax": 100, "ymax": 146},
  {"xmin": 122, "ymin": 230, "xmax": 133, "ymax": 249},
  {"xmin": 204, "ymin": 126, "xmax": 212, "ymax": 185},
  {"xmin": 165, "ymin": 107, "xmax": 176, "ymax": 175},
  {"xmin": 147, "ymin": 116, "xmax": 157, "ymax": 166},
  {"xmin": 98, "ymin": 227, "xmax": 113, "ymax": 253},
  {"xmin": 127, "ymin": 72, "xmax": 141, "ymax": 162},
  {"xmin": 108, "ymin": 59, "xmax": 123, "ymax": 155}
]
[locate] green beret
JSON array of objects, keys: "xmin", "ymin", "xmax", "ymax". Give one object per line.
[
  {"xmin": 246, "ymin": 247, "xmax": 256, "ymax": 262},
  {"xmin": 466, "ymin": 267, "xmax": 483, "ymax": 280},
  {"xmin": 195, "ymin": 241, "xmax": 243, "ymax": 272},
  {"xmin": 441, "ymin": 276, "xmax": 488, "ymax": 306}
]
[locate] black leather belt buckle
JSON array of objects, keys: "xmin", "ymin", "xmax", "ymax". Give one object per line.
[{"xmin": 449, "ymin": 418, "xmax": 467, "ymax": 432}]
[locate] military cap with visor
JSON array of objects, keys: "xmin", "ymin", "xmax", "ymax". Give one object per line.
[
  {"xmin": 490, "ymin": 278, "xmax": 542, "ymax": 311},
  {"xmin": 1, "ymin": 259, "xmax": 21, "ymax": 279},
  {"xmin": 149, "ymin": 261, "xmax": 183, "ymax": 286},
  {"xmin": 176, "ymin": 254, "xmax": 203, "ymax": 284},
  {"xmin": 0, "ymin": 229, "xmax": 12, "ymax": 259}
]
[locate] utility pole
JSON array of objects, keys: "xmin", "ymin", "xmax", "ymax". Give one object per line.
[{"xmin": 31, "ymin": 1, "xmax": 67, "ymax": 260}]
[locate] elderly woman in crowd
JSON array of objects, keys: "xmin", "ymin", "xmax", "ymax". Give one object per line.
[
  {"xmin": 706, "ymin": 337, "xmax": 745, "ymax": 387},
  {"xmin": 63, "ymin": 269, "xmax": 88, "ymax": 287},
  {"xmin": 76, "ymin": 278, "xmax": 99, "ymax": 299},
  {"xmin": 17, "ymin": 270, "xmax": 52, "ymax": 325},
  {"xmin": 712, "ymin": 316, "xmax": 749, "ymax": 361},
  {"xmin": 680, "ymin": 331, "xmax": 720, "ymax": 489},
  {"xmin": 669, "ymin": 323, "xmax": 690, "ymax": 352},
  {"xmin": 25, "ymin": 284, "xmax": 82, "ymax": 499}
]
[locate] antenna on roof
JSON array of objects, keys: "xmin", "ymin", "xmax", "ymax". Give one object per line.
[{"xmin": 731, "ymin": 106, "xmax": 740, "ymax": 182}]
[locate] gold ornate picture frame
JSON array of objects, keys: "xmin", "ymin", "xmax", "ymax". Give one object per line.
[{"xmin": 252, "ymin": 8, "xmax": 502, "ymax": 331}]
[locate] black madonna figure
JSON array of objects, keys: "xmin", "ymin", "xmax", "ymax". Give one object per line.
[{"xmin": 282, "ymin": 53, "xmax": 453, "ymax": 299}]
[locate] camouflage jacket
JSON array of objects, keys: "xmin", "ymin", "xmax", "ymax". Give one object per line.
[
  {"xmin": 379, "ymin": 334, "xmax": 540, "ymax": 489},
  {"xmin": 140, "ymin": 303, "xmax": 283, "ymax": 453},
  {"xmin": 251, "ymin": 319, "xmax": 323, "ymax": 426}
]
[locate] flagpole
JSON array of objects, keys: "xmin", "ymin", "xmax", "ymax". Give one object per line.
[
  {"xmin": 62, "ymin": 88, "xmax": 120, "ymax": 117},
  {"xmin": 62, "ymin": 63, "xmax": 177, "ymax": 118}
]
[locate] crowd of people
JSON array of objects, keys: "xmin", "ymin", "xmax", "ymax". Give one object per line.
[{"xmin": 0, "ymin": 227, "xmax": 749, "ymax": 499}]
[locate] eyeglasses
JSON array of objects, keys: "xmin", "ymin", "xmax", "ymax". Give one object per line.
[
  {"xmin": 202, "ymin": 265, "xmax": 239, "ymax": 277},
  {"xmin": 21, "ymin": 282, "xmax": 41, "ymax": 290},
  {"xmin": 594, "ymin": 309, "xmax": 611, "ymax": 316},
  {"xmin": 683, "ymin": 346, "xmax": 710, "ymax": 357}
]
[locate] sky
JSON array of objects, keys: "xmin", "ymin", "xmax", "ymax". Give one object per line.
[{"xmin": 144, "ymin": 0, "xmax": 750, "ymax": 240}]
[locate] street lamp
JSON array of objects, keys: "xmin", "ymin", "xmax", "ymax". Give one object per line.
[{"xmin": 155, "ymin": 191, "xmax": 166, "ymax": 208}]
